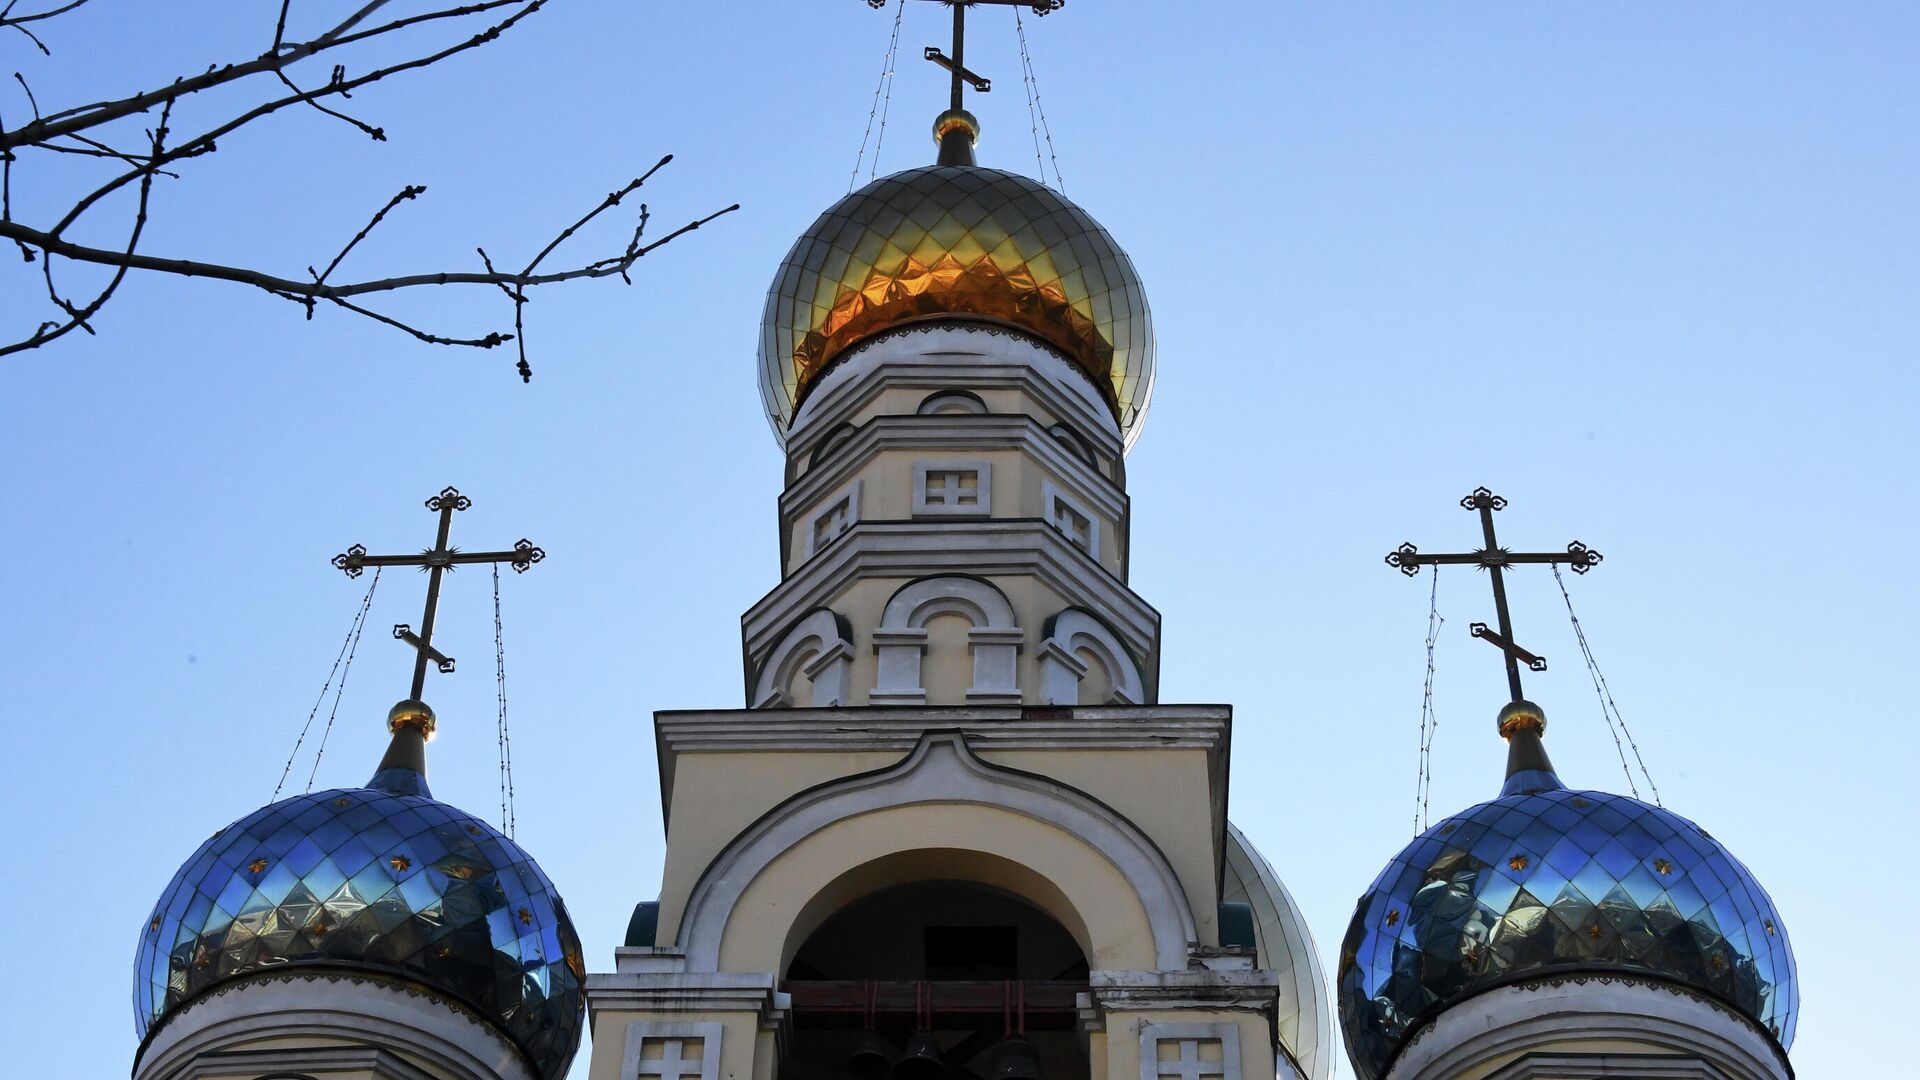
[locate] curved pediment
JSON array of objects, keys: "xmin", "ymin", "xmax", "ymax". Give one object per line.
[{"xmin": 675, "ymin": 732, "xmax": 1198, "ymax": 973}]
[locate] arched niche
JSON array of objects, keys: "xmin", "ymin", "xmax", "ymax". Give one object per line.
[
  {"xmin": 871, "ymin": 576, "xmax": 1022, "ymax": 705},
  {"xmin": 673, "ymin": 734, "xmax": 1195, "ymax": 974},
  {"xmin": 751, "ymin": 608, "xmax": 854, "ymax": 708},
  {"xmin": 917, "ymin": 389, "xmax": 989, "ymax": 416},
  {"xmin": 1038, "ymin": 608, "xmax": 1144, "ymax": 705}
]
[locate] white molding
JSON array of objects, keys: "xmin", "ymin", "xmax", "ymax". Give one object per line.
[
  {"xmin": 587, "ymin": 971, "xmax": 789, "ymax": 1025},
  {"xmin": 1386, "ymin": 977, "xmax": 1791, "ymax": 1080},
  {"xmin": 133, "ymin": 971, "xmax": 537, "ymax": 1080},
  {"xmin": 674, "ymin": 733, "xmax": 1199, "ymax": 972},
  {"xmin": 619, "ymin": 1021, "xmax": 724, "ymax": 1080},
  {"xmin": 783, "ymin": 415, "xmax": 1124, "ymax": 525},
  {"xmin": 873, "ymin": 576, "xmax": 1022, "ymax": 703},
  {"xmin": 801, "ymin": 478, "xmax": 862, "ymax": 559},
  {"xmin": 789, "ymin": 326, "xmax": 1122, "ymax": 454},
  {"xmin": 742, "ymin": 522, "xmax": 1161, "ymax": 685},
  {"xmin": 1139, "ymin": 1022, "xmax": 1244, "ymax": 1080},
  {"xmin": 1039, "ymin": 609, "xmax": 1142, "ymax": 705},
  {"xmin": 912, "ymin": 459, "xmax": 993, "ymax": 517},
  {"xmin": 157, "ymin": 1046, "xmax": 436, "ymax": 1080},
  {"xmin": 1484, "ymin": 1054, "xmax": 1732, "ymax": 1079},
  {"xmin": 751, "ymin": 609, "xmax": 854, "ymax": 708},
  {"xmin": 1085, "ymin": 969, "xmax": 1283, "ymax": 1015}
]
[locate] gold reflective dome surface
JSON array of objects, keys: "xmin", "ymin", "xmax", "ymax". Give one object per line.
[{"xmin": 759, "ymin": 166, "xmax": 1154, "ymax": 446}]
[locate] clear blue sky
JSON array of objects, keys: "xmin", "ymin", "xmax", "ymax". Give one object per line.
[{"xmin": 1, "ymin": 3, "xmax": 1912, "ymax": 1077}]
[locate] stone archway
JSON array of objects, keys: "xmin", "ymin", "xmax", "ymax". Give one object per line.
[{"xmin": 673, "ymin": 733, "xmax": 1196, "ymax": 973}]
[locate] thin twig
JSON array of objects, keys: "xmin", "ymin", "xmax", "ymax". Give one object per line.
[
  {"xmin": 314, "ymin": 184, "xmax": 422, "ymax": 284},
  {"xmin": 274, "ymin": 68, "xmax": 386, "ymax": 141},
  {"xmin": 3, "ymin": 0, "xmax": 526, "ymax": 145},
  {"xmin": 46, "ymin": 2, "xmax": 547, "ymax": 240},
  {"xmin": 6, "ymin": 97, "xmax": 169, "ymax": 355}
]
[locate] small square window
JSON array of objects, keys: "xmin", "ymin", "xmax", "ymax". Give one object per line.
[
  {"xmin": 804, "ymin": 479, "xmax": 861, "ymax": 557},
  {"xmin": 1044, "ymin": 481, "xmax": 1099, "ymax": 558},
  {"xmin": 913, "ymin": 461, "xmax": 992, "ymax": 517}
]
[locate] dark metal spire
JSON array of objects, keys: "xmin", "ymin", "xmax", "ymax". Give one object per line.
[
  {"xmin": 331, "ymin": 487, "xmax": 544, "ymax": 792},
  {"xmin": 863, "ymin": 0, "xmax": 1067, "ymax": 165}
]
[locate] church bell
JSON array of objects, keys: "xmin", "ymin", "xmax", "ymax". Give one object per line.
[
  {"xmin": 848, "ymin": 1031, "xmax": 896, "ymax": 1079},
  {"xmin": 988, "ymin": 1036, "xmax": 1043, "ymax": 1080},
  {"xmin": 893, "ymin": 1032, "xmax": 946, "ymax": 1080}
]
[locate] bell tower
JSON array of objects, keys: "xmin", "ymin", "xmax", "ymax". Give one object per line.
[{"xmin": 583, "ymin": 10, "xmax": 1331, "ymax": 1080}]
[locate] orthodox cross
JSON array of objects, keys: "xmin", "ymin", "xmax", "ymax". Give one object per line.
[
  {"xmin": 1385, "ymin": 488, "xmax": 1602, "ymax": 703},
  {"xmin": 331, "ymin": 487, "xmax": 543, "ymax": 701},
  {"xmin": 866, "ymin": 0, "xmax": 1065, "ymax": 112}
]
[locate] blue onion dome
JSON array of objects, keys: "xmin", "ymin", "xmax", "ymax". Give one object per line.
[
  {"xmin": 133, "ymin": 700, "xmax": 585, "ymax": 1080},
  {"xmin": 1337, "ymin": 701, "xmax": 1796, "ymax": 1080}
]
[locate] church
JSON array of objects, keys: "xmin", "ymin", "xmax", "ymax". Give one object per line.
[{"xmin": 126, "ymin": 5, "xmax": 1798, "ymax": 1080}]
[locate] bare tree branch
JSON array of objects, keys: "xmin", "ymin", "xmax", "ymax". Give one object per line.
[
  {"xmin": 3, "ymin": 0, "xmax": 522, "ymax": 144},
  {"xmin": 1, "ymin": 0, "xmax": 735, "ymax": 376}
]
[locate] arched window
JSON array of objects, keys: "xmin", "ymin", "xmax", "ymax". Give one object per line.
[
  {"xmin": 917, "ymin": 389, "xmax": 989, "ymax": 416},
  {"xmin": 1048, "ymin": 421, "xmax": 1096, "ymax": 467},
  {"xmin": 808, "ymin": 421, "xmax": 860, "ymax": 467}
]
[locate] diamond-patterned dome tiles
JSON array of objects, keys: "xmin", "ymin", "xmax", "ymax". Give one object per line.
[
  {"xmin": 134, "ymin": 784, "xmax": 584, "ymax": 1080},
  {"xmin": 1336, "ymin": 786, "xmax": 1796, "ymax": 1080},
  {"xmin": 760, "ymin": 165, "xmax": 1154, "ymax": 448}
]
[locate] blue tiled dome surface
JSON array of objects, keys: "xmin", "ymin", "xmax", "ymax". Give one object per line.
[
  {"xmin": 134, "ymin": 783, "xmax": 584, "ymax": 1080},
  {"xmin": 1338, "ymin": 785, "xmax": 1796, "ymax": 1080}
]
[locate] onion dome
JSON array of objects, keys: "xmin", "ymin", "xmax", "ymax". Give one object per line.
[
  {"xmin": 1337, "ymin": 701, "xmax": 1796, "ymax": 1080},
  {"xmin": 1224, "ymin": 823, "xmax": 1335, "ymax": 1080},
  {"xmin": 133, "ymin": 701, "xmax": 585, "ymax": 1080},
  {"xmin": 758, "ymin": 116, "xmax": 1154, "ymax": 448}
]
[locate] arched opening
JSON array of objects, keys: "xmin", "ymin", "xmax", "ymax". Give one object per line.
[
  {"xmin": 1074, "ymin": 646, "xmax": 1114, "ymax": 706},
  {"xmin": 782, "ymin": 880, "xmax": 1090, "ymax": 1080}
]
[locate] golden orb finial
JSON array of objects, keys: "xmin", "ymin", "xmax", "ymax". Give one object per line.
[
  {"xmin": 387, "ymin": 698, "xmax": 437, "ymax": 740},
  {"xmin": 1496, "ymin": 699, "xmax": 1546, "ymax": 739},
  {"xmin": 933, "ymin": 107, "xmax": 980, "ymax": 145},
  {"xmin": 933, "ymin": 108, "xmax": 980, "ymax": 166}
]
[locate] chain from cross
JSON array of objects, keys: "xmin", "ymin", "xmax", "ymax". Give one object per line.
[
  {"xmin": 864, "ymin": 0, "xmax": 1065, "ymax": 112},
  {"xmin": 1385, "ymin": 487, "xmax": 1602, "ymax": 703},
  {"xmin": 331, "ymin": 487, "xmax": 543, "ymax": 702}
]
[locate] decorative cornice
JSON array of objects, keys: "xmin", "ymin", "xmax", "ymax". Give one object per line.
[
  {"xmin": 784, "ymin": 413, "xmax": 1127, "ymax": 528},
  {"xmin": 652, "ymin": 705, "xmax": 1231, "ymax": 839},
  {"xmin": 741, "ymin": 520, "xmax": 1162, "ymax": 666},
  {"xmin": 1078, "ymin": 969, "xmax": 1283, "ymax": 1031},
  {"xmin": 1389, "ymin": 971, "xmax": 1794, "ymax": 1080},
  {"xmin": 585, "ymin": 970, "xmax": 792, "ymax": 1033},
  {"xmin": 135, "ymin": 967, "xmax": 537, "ymax": 1080},
  {"xmin": 789, "ymin": 325, "xmax": 1123, "ymax": 461}
]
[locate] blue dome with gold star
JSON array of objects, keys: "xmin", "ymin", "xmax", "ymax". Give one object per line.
[
  {"xmin": 133, "ymin": 701, "xmax": 584, "ymax": 1080},
  {"xmin": 1336, "ymin": 702, "xmax": 1796, "ymax": 1080}
]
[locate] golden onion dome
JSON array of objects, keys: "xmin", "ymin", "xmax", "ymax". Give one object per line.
[{"xmin": 758, "ymin": 164, "xmax": 1155, "ymax": 448}]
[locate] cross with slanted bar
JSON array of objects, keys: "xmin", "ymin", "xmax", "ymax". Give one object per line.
[
  {"xmin": 865, "ymin": 0, "xmax": 1066, "ymax": 112},
  {"xmin": 1385, "ymin": 487, "xmax": 1601, "ymax": 703},
  {"xmin": 331, "ymin": 487, "xmax": 543, "ymax": 701}
]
